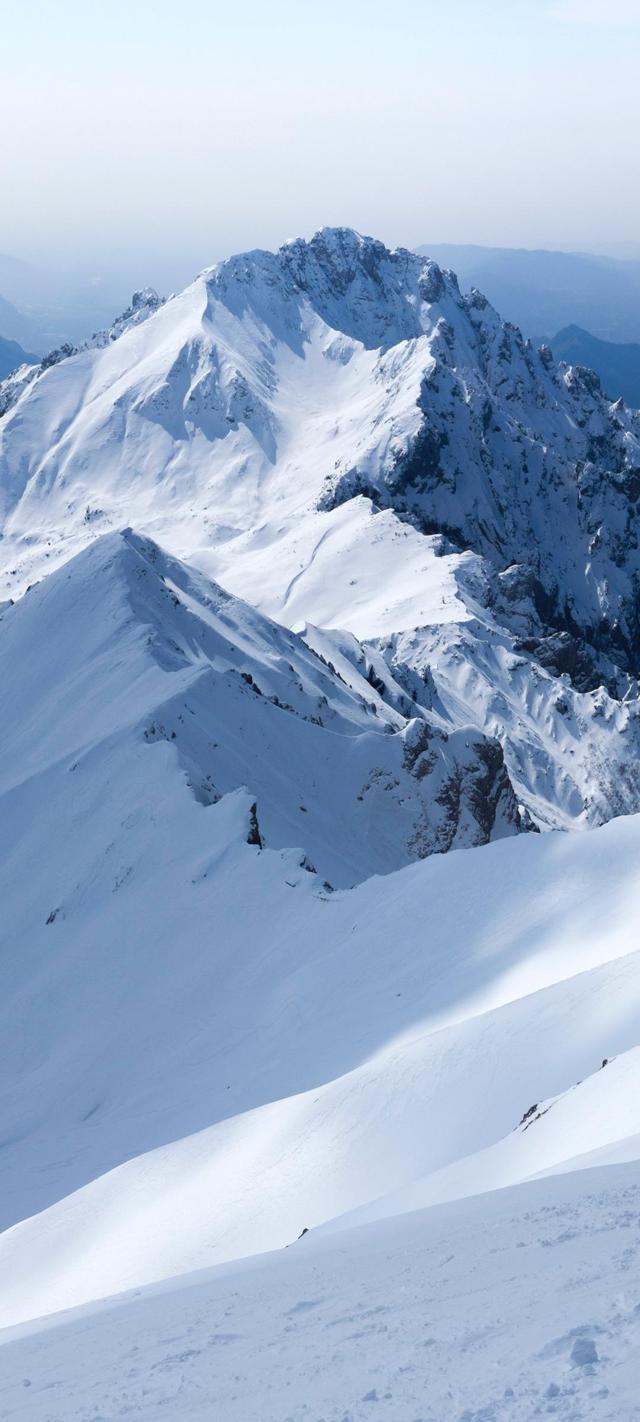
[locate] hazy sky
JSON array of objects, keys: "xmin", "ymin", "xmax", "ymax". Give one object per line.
[{"xmin": 2, "ymin": 0, "xmax": 639, "ymax": 286}]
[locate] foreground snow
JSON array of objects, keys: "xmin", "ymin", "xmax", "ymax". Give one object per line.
[{"xmin": 2, "ymin": 1163, "xmax": 639, "ymax": 1421}]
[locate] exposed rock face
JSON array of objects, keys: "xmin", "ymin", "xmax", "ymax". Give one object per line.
[
  {"xmin": 310, "ymin": 236, "xmax": 640, "ymax": 681},
  {"xmin": 401, "ymin": 715, "xmax": 527, "ymax": 856}
]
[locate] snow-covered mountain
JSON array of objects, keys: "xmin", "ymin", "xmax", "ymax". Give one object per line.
[
  {"xmin": 2, "ymin": 230, "xmax": 640, "ymax": 1417},
  {"xmin": 0, "ymin": 529, "xmax": 522, "ymax": 901},
  {"xmin": 0, "ymin": 527, "xmax": 522, "ymax": 1218},
  {"xmin": 1, "ymin": 227, "xmax": 640, "ymax": 838},
  {"xmin": 3, "ymin": 228, "xmax": 639, "ymax": 673},
  {"xmin": 2, "ymin": 531, "xmax": 640, "ymax": 1328}
]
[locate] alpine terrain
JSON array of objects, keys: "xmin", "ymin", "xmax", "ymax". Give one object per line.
[{"xmin": 2, "ymin": 229, "xmax": 640, "ymax": 1420}]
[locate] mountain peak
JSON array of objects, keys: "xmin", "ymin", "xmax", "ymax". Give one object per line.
[
  {"xmin": 281, "ymin": 226, "xmax": 397, "ymax": 276},
  {"xmin": 279, "ymin": 227, "xmax": 446, "ymax": 309},
  {"xmin": 199, "ymin": 227, "xmax": 457, "ymax": 350},
  {"xmin": 3, "ymin": 227, "xmax": 640, "ymax": 840}
]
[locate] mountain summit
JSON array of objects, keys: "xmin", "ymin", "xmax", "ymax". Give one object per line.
[
  {"xmin": 2, "ymin": 228, "xmax": 639, "ymax": 663},
  {"xmin": 1, "ymin": 229, "xmax": 640, "ymax": 835}
]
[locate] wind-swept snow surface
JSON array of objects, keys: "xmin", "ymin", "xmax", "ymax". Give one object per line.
[{"xmin": 2, "ymin": 1164, "xmax": 640, "ymax": 1421}]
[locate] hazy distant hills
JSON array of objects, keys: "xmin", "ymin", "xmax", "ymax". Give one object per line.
[
  {"xmin": 548, "ymin": 324, "xmax": 640, "ymax": 408},
  {"xmin": 0, "ymin": 291, "xmax": 37, "ymax": 349},
  {"xmin": 0, "ymin": 334, "xmax": 36, "ymax": 380},
  {"xmin": 0, "ymin": 251, "xmax": 135, "ymax": 354},
  {"xmin": 417, "ymin": 242, "xmax": 640, "ymax": 345}
]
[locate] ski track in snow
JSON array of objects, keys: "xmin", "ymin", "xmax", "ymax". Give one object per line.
[{"xmin": 281, "ymin": 524, "xmax": 335, "ymax": 610}]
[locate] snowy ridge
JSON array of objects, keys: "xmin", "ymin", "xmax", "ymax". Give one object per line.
[
  {"xmin": 0, "ymin": 287, "xmax": 163, "ymax": 418},
  {"xmin": 0, "ymin": 530, "xmax": 521, "ymax": 890}
]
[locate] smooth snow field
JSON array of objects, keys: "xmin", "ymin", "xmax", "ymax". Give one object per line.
[{"xmin": 1, "ymin": 1164, "xmax": 640, "ymax": 1421}]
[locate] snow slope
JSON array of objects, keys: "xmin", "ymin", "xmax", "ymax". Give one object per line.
[
  {"xmin": 0, "ymin": 531, "xmax": 522, "ymax": 1207},
  {"xmin": 328, "ymin": 1048, "xmax": 640, "ymax": 1236},
  {"xmin": 0, "ymin": 527, "xmax": 521, "ymax": 896},
  {"xmin": 3, "ymin": 902, "xmax": 640, "ymax": 1328},
  {"xmin": 2, "ymin": 1163, "xmax": 640, "ymax": 1421},
  {"xmin": 1, "ymin": 532, "xmax": 640, "ymax": 1326}
]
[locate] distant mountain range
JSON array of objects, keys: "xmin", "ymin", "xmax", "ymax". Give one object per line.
[
  {"xmin": 0, "ymin": 291, "xmax": 37, "ymax": 349},
  {"xmin": 0, "ymin": 251, "xmax": 136, "ymax": 353},
  {"xmin": 0, "ymin": 333, "xmax": 36, "ymax": 380}
]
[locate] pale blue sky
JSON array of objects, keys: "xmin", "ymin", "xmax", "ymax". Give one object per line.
[{"xmin": 1, "ymin": 0, "xmax": 639, "ymax": 281}]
